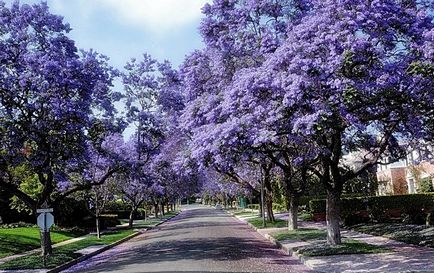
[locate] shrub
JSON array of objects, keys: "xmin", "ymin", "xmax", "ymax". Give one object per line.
[
  {"xmin": 247, "ymin": 204, "xmax": 259, "ymax": 210},
  {"xmin": 99, "ymin": 214, "xmax": 120, "ymax": 229},
  {"xmin": 0, "ymin": 222, "xmax": 36, "ymax": 229},
  {"xmin": 272, "ymin": 203, "xmax": 286, "ymax": 212},
  {"xmin": 309, "ymin": 193, "xmax": 434, "ymax": 224}
]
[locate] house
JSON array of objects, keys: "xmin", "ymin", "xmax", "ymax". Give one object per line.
[
  {"xmin": 376, "ymin": 144, "xmax": 434, "ymax": 195},
  {"xmin": 405, "ymin": 147, "xmax": 434, "ymax": 193},
  {"xmin": 377, "ymin": 158, "xmax": 408, "ymax": 195}
]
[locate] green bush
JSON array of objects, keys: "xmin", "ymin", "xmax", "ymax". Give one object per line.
[
  {"xmin": 418, "ymin": 177, "xmax": 434, "ymax": 193},
  {"xmin": 247, "ymin": 204, "xmax": 259, "ymax": 210},
  {"xmin": 272, "ymin": 203, "xmax": 286, "ymax": 212},
  {"xmin": 309, "ymin": 193, "xmax": 434, "ymax": 224},
  {"xmin": 0, "ymin": 222, "xmax": 35, "ymax": 229}
]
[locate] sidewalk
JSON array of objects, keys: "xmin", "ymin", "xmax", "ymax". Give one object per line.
[
  {"xmin": 0, "ymin": 212, "xmax": 180, "ymax": 273},
  {"xmin": 232, "ymin": 210, "xmax": 434, "ymax": 273}
]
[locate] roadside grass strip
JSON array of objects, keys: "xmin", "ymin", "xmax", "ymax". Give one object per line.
[
  {"xmin": 248, "ymin": 217, "xmax": 288, "ymax": 228},
  {"xmin": 272, "ymin": 228, "xmax": 326, "ymax": 242},
  {"xmin": 351, "ymin": 223, "xmax": 434, "ymax": 248},
  {"xmin": 118, "ymin": 211, "xmax": 180, "ymax": 228},
  {"xmin": 0, "ymin": 227, "xmax": 83, "ymax": 259},
  {"xmin": 233, "ymin": 210, "xmax": 258, "ymax": 217},
  {"xmin": 294, "ymin": 239, "xmax": 389, "ymax": 257},
  {"xmin": 0, "ymin": 230, "xmax": 134, "ymax": 270},
  {"xmin": 271, "ymin": 228, "xmax": 389, "ymax": 257},
  {"xmin": 298, "ymin": 212, "xmax": 314, "ymax": 222}
]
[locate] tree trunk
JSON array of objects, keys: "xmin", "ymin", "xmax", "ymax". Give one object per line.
[
  {"xmin": 128, "ymin": 207, "xmax": 136, "ymax": 229},
  {"xmin": 266, "ymin": 192, "xmax": 275, "ymax": 222},
  {"xmin": 326, "ymin": 190, "xmax": 342, "ymax": 245},
  {"xmin": 258, "ymin": 196, "xmax": 263, "ymax": 218},
  {"xmin": 96, "ymin": 216, "xmax": 101, "ymax": 239},
  {"xmin": 40, "ymin": 230, "xmax": 52, "ymax": 256},
  {"xmin": 288, "ymin": 194, "xmax": 299, "ymax": 230},
  {"xmin": 154, "ymin": 203, "xmax": 159, "ymax": 218},
  {"xmin": 159, "ymin": 201, "xmax": 164, "ymax": 219}
]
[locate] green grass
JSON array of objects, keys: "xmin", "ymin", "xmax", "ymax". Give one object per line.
[
  {"xmin": 351, "ymin": 223, "xmax": 434, "ymax": 248},
  {"xmin": 233, "ymin": 210, "xmax": 257, "ymax": 217},
  {"xmin": 0, "ymin": 227, "xmax": 83, "ymax": 259},
  {"xmin": 298, "ymin": 212, "xmax": 314, "ymax": 221},
  {"xmin": 272, "ymin": 228, "xmax": 326, "ymax": 242},
  {"xmin": 270, "ymin": 227, "xmax": 389, "ymax": 257},
  {"xmin": 119, "ymin": 211, "xmax": 179, "ymax": 228},
  {"xmin": 248, "ymin": 217, "xmax": 288, "ymax": 228},
  {"xmin": 0, "ymin": 229, "xmax": 135, "ymax": 270},
  {"xmin": 294, "ymin": 239, "xmax": 389, "ymax": 257}
]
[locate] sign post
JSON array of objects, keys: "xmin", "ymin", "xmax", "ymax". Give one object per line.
[{"xmin": 37, "ymin": 202, "xmax": 54, "ymax": 267}]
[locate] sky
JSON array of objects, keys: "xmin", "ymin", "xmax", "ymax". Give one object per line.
[{"xmin": 4, "ymin": 0, "xmax": 209, "ymax": 68}]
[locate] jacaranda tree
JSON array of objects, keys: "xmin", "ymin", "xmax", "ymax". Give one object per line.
[
  {"xmin": 0, "ymin": 1, "xmax": 119, "ymax": 254},
  {"xmin": 258, "ymin": 0, "xmax": 434, "ymax": 244},
  {"xmin": 0, "ymin": 1, "xmax": 118, "ymax": 213}
]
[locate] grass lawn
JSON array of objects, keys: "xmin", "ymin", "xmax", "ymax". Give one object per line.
[
  {"xmin": 119, "ymin": 211, "xmax": 179, "ymax": 228},
  {"xmin": 351, "ymin": 223, "xmax": 434, "ymax": 248},
  {"xmin": 272, "ymin": 228, "xmax": 326, "ymax": 242},
  {"xmin": 294, "ymin": 239, "xmax": 389, "ymax": 256},
  {"xmin": 0, "ymin": 227, "xmax": 83, "ymax": 259},
  {"xmin": 298, "ymin": 212, "xmax": 314, "ymax": 221},
  {"xmin": 248, "ymin": 217, "xmax": 288, "ymax": 228},
  {"xmin": 233, "ymin": 210, "xmax": 257, "ymax": 217},
  {"xmin": 271, "ymin": 228, "xmax": 388, "ymax": 257},
  {"xmin": 0, "ymin": 229, "xmax": 135, "ymax": 270}
]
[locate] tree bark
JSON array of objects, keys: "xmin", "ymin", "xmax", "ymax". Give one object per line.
[
  {"xmin": 266, "ymin": 192, "xmax": 275, "ymax": 222},
  {"xmin": 264, "ymin": 175, "xmax": 275, "ymax": 222},
  {"xmin": 288, "ymin": 194, "xmax": 299, "ymax": 230},
  {"xmin": 154, "ymin": 203, "xmax": 159, "ymax": 218},
  {"xmin": 128, "ymin": 207, "xmax": 136, "ymax": 229},
  {"xmin": 159, "ymin": 201, "xmax": 164, "ymax": 219},
  {"xmin": 326, "ymin": 190, "xmax": 342, "ymax": 245},
  {"xmin": 96, "ymin": 216, "xmax": 101, "ymax": 239},
  {"xmin": 40, "ymin": 230, "xmax": 52, "ymax": 256}
]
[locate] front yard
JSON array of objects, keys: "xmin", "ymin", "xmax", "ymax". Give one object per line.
[
  {"xmin": 0, "ymin": 227, "xmax": 84, "ymax": 259},
  {"xmin": 271, "ymin": 228, "xmax": 388, "ymax": 257},
  {"xmin": 0, "ymin": 229, "xmax": 135, "ymax": 270},
  {"xmin": 351, "ymin": 223, "xmax": 434, "ymax": 248}
]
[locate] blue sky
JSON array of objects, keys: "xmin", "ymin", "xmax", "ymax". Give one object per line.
[{"xmin": 5, "ymin": 0, "xmax": 209, "ymax": 68}]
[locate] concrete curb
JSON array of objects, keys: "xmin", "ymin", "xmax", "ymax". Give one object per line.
[
  {"xmin": 224, "ymin": 210, "xmax": 322, "ymax": 272},
  {"xmin": 46, "ymin": 211, "xmax": 181, "ymax": 273}
]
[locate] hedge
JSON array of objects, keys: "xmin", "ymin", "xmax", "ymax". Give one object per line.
[
  {"xmin": 247, "ymin": 204, "xmax": 259, "ymax": 210},
  {"xmin": 309, "ymin": 193, "xmax": 434, "ymax": 224},
  {"xmin": 246, "ymin": 203, "xmax": 286, "ymax": 212}
]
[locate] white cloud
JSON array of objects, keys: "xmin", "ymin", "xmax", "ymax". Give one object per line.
[{"xmin": 96, "ymin": 0, "xmax": 209, "ymax": 31}]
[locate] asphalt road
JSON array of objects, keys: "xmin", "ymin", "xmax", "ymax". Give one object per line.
[{"xmin": 62, "ymin": 205, "xmax": 314, "ymax": 273}]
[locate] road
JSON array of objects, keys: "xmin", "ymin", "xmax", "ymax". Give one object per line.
[{"xmin": 62, "ymin": 205, "xmax": 314, "ymax": 273}]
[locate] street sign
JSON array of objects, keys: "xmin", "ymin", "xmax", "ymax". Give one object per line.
[
  {"xmin": 37, "ymin": 208, "xmax": 53, "ymax": 213},
  {"xmin": 37, "ymin": 212, "xmax": 54, "ymax": 231}
]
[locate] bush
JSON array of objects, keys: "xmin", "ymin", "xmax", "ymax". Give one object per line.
[
  {"xmin": 309, "ymin": 193, "xmax": 434, "ymax": 224},
  {"xmin": 272, "ymin": 203, "xmax": 286, "ymax": 212},
  {"xmin": 427, "ymin": 213, "xmax": 434, "ymax": 226},
  {"xmin": 247, "ymin": 204, "xmax": 259, "ymax": 210},
  {"xmin": 100, "ymin": 214, "xmax": 120, "ymax": 228},
  {"xmin": 103, "ymin": 210, "xmax": 146, "ymax": 220},
  {"xmin": 0, "ymin": 222, "xmax": 36, "ymax": 229}
]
